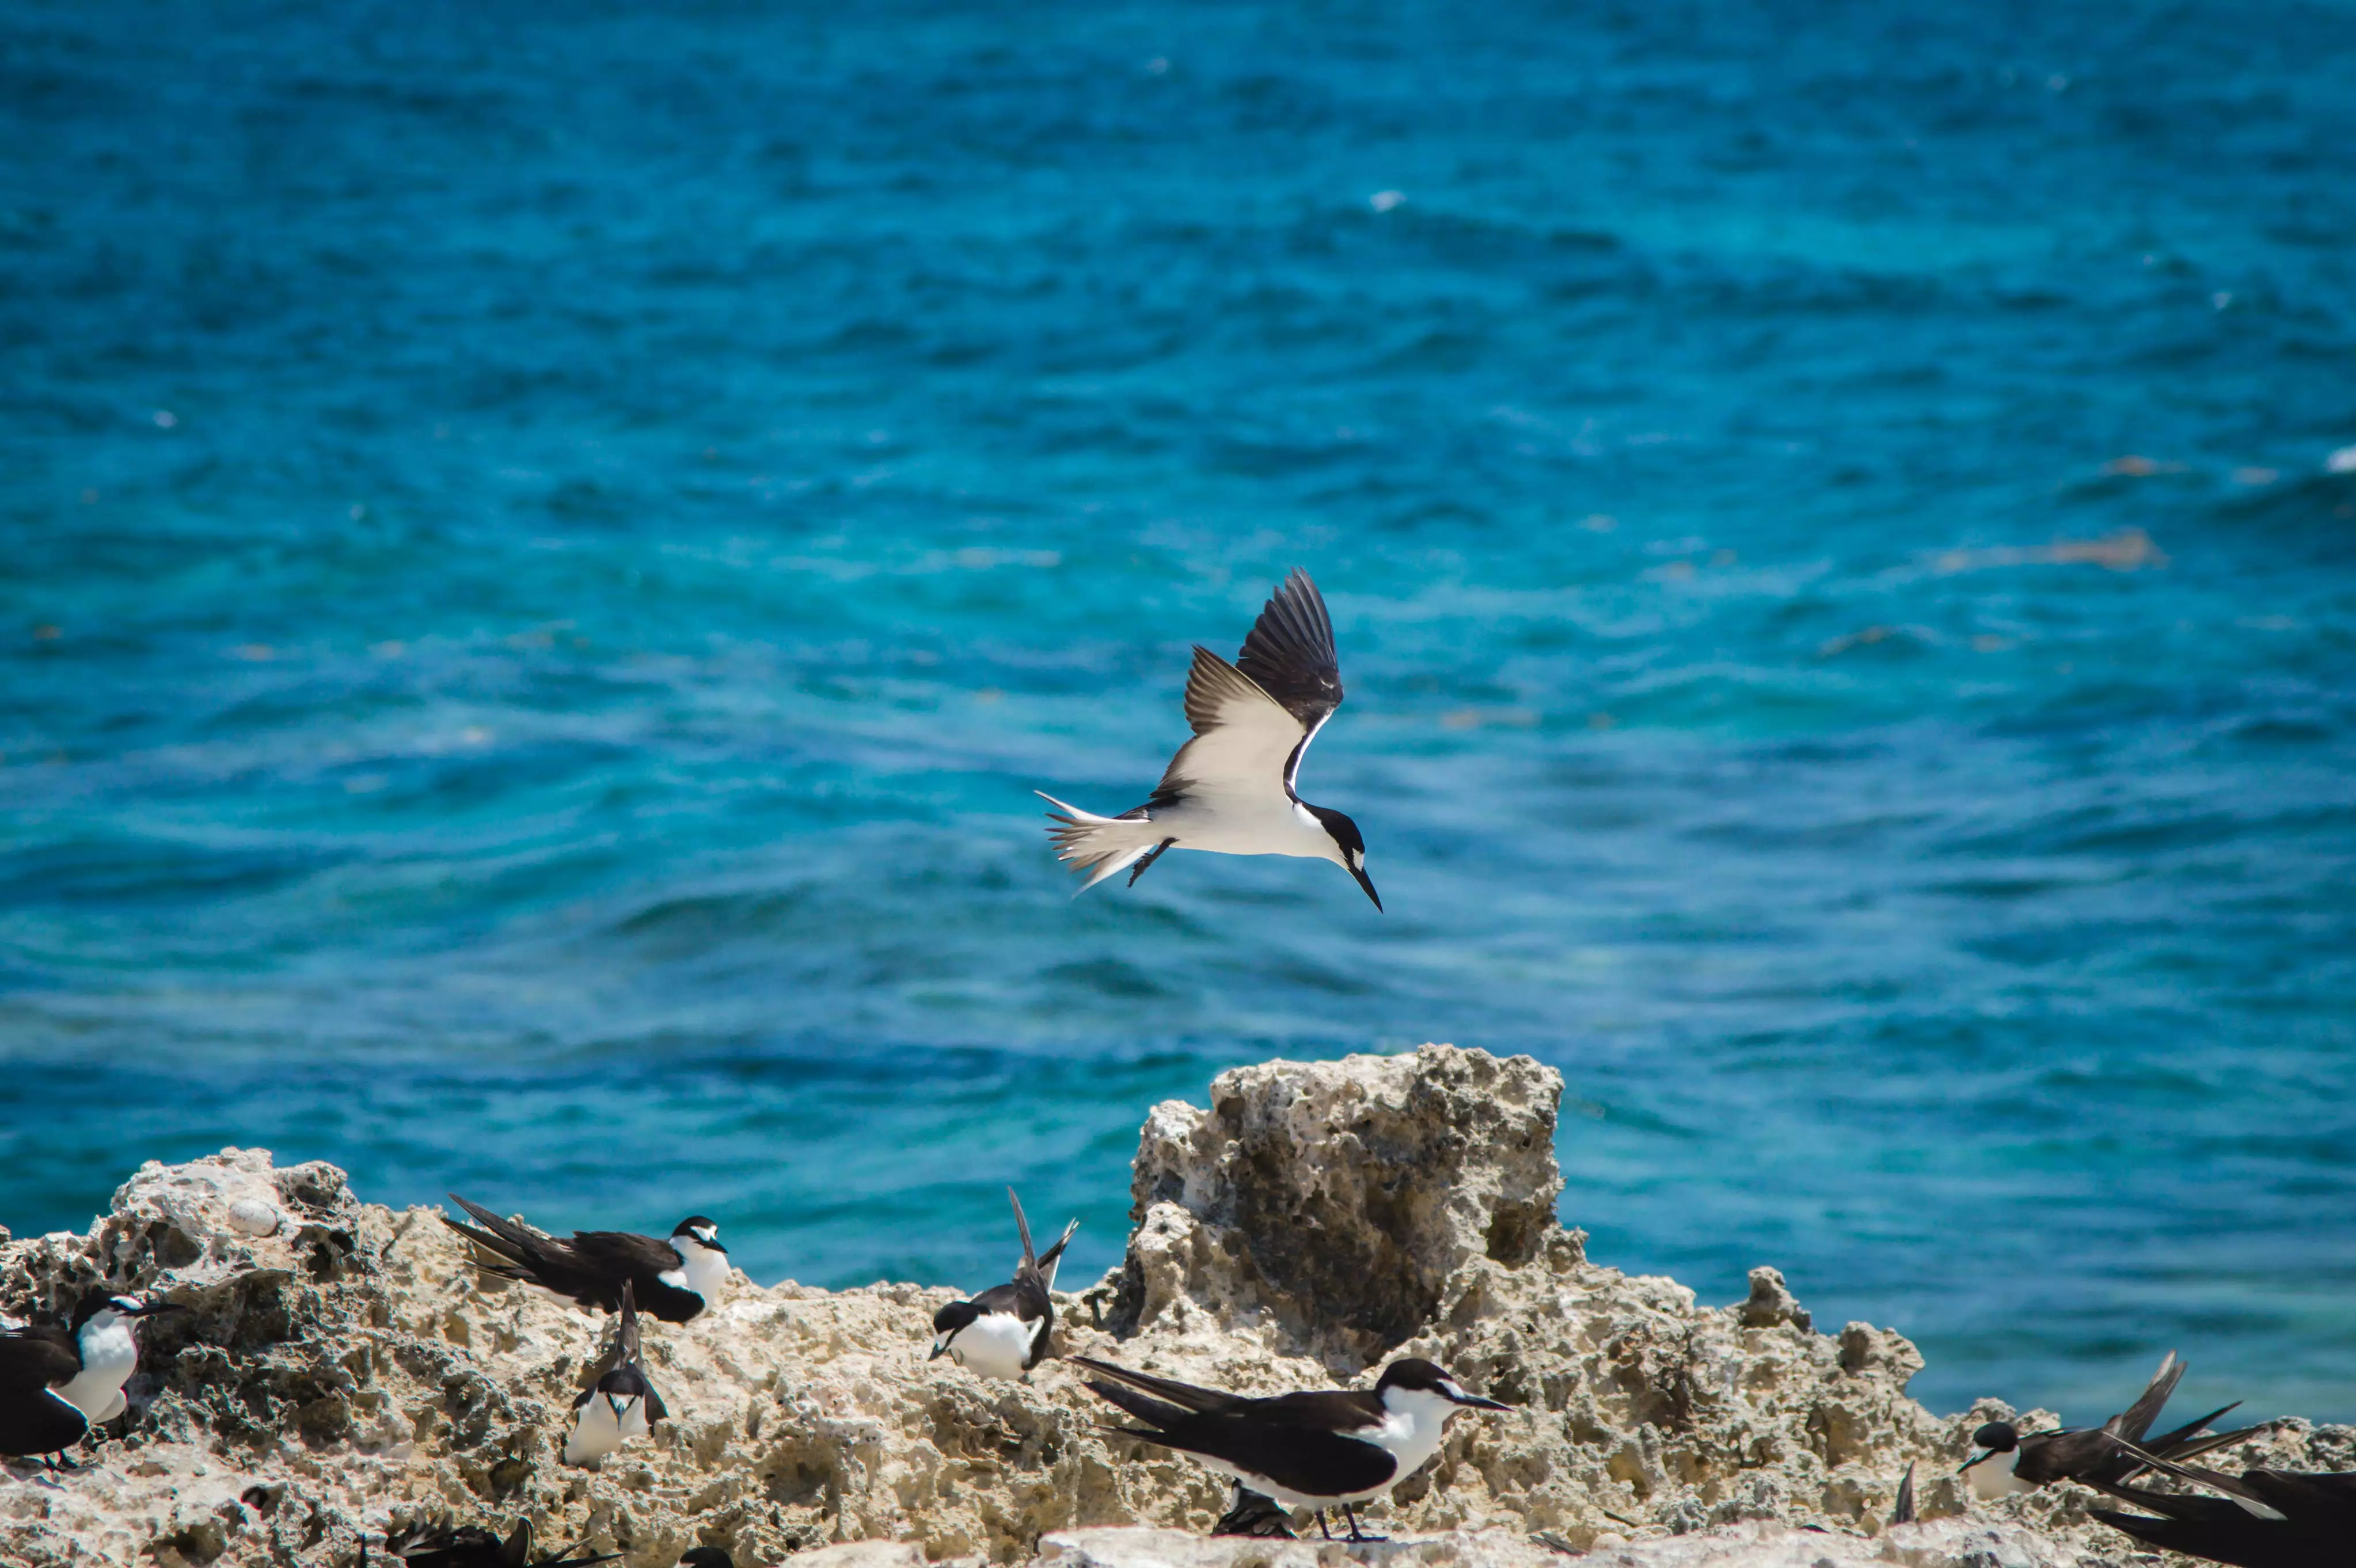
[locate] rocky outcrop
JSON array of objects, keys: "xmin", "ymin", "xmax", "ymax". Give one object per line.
[
  {"xmin": 1105, "ymin": 1046, "xmax": 1562, "ymax": 1366},
  {"xmin": 1, "ymin": 1044, "xmax": 2346, "ymax": 1568}
]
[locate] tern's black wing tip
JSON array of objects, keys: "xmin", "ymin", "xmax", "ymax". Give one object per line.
[{"xmin": 1235, "ymin": 570, "xmax": 1342, "ymax": 729}]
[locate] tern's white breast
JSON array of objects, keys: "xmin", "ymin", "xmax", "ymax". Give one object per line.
[
  {"xmin": 1966, "ymin": 1447, "xmax": 2034, "ymax": 1501},
  {"xmin": 1157, "ymin": 797, "xmax": 1336, "ymax": 861},
  {"xmin": 948, "ymin": 1312, "xmax": 1037, "ymax": 1380},
  {"xmin": 563, "ymin": 1393, "xmax": 646, "ymax": 1466},
  {"xmin": 671, "ymin": 1238, "xmax": 731, "ymax": 1302},
  {"xmin": 54, "ymin": 1315, "xmax": 139, "ymax": 1424}
]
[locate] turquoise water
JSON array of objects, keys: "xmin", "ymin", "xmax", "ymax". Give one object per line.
[{"xmin": 4, "ymin": 1, "xmax": 2354, "ymax": 1422}]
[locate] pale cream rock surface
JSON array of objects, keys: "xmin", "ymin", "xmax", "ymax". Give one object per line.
[{"xmin": 2, "ymin": 1045, "xmax": 2347, "ymax": 1568}]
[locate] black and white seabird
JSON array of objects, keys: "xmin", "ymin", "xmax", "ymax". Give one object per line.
[
  {"xmin": 2090, "ymin": 1465, "xmax": 2356, "ymax": 1566},
  {"xmin": 382, "ymin": 1517, "xmax": 618, "ymax": 1568},
  {"xmin": 1960, "ymin": 1350, "xmax": 2245, "ymax": 1499},
  {"xmin": 1039, "ymin": 569, "xmax": 1381, "ymax": 909},
  {"xmin": 562, "ymin": 1281, "xmax": 667, "ymax": 1468},
  {"xmin": 442, "ymin": 1195, "xmax": 730, "ymax": 1323},
  {"xmin": 0, "ymin": 1292, "xmax": 184, "ymax": 1469},
  {"xmin": 929, "ymin": 1188, "xmax": 1078, "ymax": 1381},
  {"xmin": 1075, "ymin": 1354, "xmax": 1508, "ymax": 1542}
]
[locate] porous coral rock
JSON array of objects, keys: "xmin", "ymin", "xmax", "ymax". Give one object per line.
[{"xmin": 1, "ymin": 1047, "xmax": 2344, "ymax": 1568}]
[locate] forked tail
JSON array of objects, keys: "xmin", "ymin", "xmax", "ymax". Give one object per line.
[{"xmin": 1036, "ymin": 793, "xmax": 1168, "ymax": 892}]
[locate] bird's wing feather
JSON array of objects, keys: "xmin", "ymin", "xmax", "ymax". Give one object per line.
[
  {"xmin": 567, "ymin": 1231, "xmax": 706, "ymax": 1320},
  {"xmin": 0, "ymin": 1328, "xmax": 82, "ymax": 1395},
  {"xmin": 1132, "ymin": 1410, "xmax": 1398, "ymax": 1499},
  {"xmin": 2242, "ymin": 1467, "xmax": 2356, "ymax": 1521},
  {"xmin": 1067, "ymin": 1354, "xmax": 1247, "ymax": 1414},
  {"xmin": 2085, "ymin": 1502, "xmax": 2253, "ymax": 1562},
  {"xmin": 1008, "ymin": 1188, "xmax": 1038, "ymax": 1277},
  {"xmin": 970, "ymin": 1279, "xmax": 1050, "ymax": 1322},
  {"xmin": 443, "ymin": 1196, "xmax": 553, "ymax": 1274},
  {"xmin": 1033, "ymin": 1216, "xmax": 1081, "ymax": 1292},
  {"xmin": 1247, "ymin": 1389, "xmax": 1390, "ymax": 1429},
  {"xmin": 1234, "ymin": 570, "xmax": 1343, "ymax": 733},
  {"xmin": 569, "ymin": 1230, "xmax": 681, "ymax": 1277},
  {"xmin": 1085, "ymin": 1378, "xmax": 1199, "ymax": 1436},
  {"xmin": 1156, "ymin": 648, "xmax": 1309, "ymax": 806},
  {"xmin": 2111, "ymin": 1351, "xmax": 2186, "ymax": 1444},
  {"xmin": 615, "ymin": 1280, "xmax": 641, "ymax": 1363},
  {"xmin": 7, "ymin": 1387, "xmax": 92, "ymax": 1455}
]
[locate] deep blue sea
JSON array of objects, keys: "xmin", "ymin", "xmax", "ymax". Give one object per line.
[{"xmin": 3, "ymin": 0, "xmax": 2353, "ymax": 1423}]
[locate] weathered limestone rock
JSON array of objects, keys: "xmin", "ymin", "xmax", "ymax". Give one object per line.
[
  {"xmin": 1, "ymin": 1045, "xmax": 2346, "ymax": 1568},
  {"xmin": 1104, "ymin": 1046, "xmax": 1563, "ymax": 1367}
]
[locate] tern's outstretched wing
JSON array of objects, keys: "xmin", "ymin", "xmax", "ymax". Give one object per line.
[
  {"xmin": 1235, "ymin": 569, "xmax": 1342, "ymax": 736},
  {"xmin": 1154, "ymin": 647, "xmax": 1313, "ymax": 807}
]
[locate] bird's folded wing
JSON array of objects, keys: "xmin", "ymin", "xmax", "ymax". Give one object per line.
[
  {"xmin": 0, "ymin": 1329, "xmax": 81, "ymax": 1395},
  {"xmin": 1235, "ymin": 570, "xmax": 1343, "ymax": 732},
  {"xmin": 567, "ymin": 1232, "xmax": 705, "ymax": 1318},
  {"xmin": 2087, "ymin": 1497, "xmax": 2249, "ymax": 1560},
  {"xmin": 2244, "ymin": 1467, "xmax": 2356, "ymax": 1520},
  {"xmin": 1156, "ymin": 1412, "xmax": 1399, "ymax": 1498},
  {"xmin": 443, "ymin": 1195, "xmax": 546, "ymax": 1267},
  {"xmin": 10, "ymin": 1387, "xmax": 93, "ymax": 1453},
  {"xmin": 971, "ymin": 1278, "xmax": 1051, "ymax": 1323},
  {"xmin": 571, "ymin": 1231, "xmax": 674, "ymax": 1276},
  {"xmin": 1250, "ymin": 1388, "xmax": 1390, "ymax": 1429},
  {"xmin": 1157, "ymin": 648, "xmax": 1310, "ymax": 806},
  {"xmin": 1067, "ymin": 1354, "xmax": 1244, "ymax": 1414}
]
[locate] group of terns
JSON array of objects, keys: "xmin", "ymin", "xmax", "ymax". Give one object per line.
[
  {"xmin": 451, "ymin": 1186, "xmax": 1507, "ymax": 1549},
  {"xmin": 5, "ymin": 573, "xmax": 2353, "ymax": 1566},
  {"xmin": 8, "ymin": 1183, "xmax": 2353, "ymax": 1566}
]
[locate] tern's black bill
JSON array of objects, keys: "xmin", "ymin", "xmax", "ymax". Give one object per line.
[{"xmin": 1350, "ymin": 865, "xmax": 1382, "ymax": 911}]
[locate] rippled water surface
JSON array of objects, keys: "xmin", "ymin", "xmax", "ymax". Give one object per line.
[{"xmin": 4, "ymin": 0, "xmax": 2354, "ymax": 1420}]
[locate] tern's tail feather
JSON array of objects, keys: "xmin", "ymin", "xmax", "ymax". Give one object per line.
[
  {"xmin": 1034, "ymin": 1216, "xmax": 1081, "ymax": 1292},
  {"xmin": 1037, "ymin": 793, "xmax": 1165, "ymax": 892}
]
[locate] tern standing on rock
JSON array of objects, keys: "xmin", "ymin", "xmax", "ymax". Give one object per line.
[
  {"xmin": 1039, "ymin": 569, "xmax": 1381, "ymax": 909},
  {"xmin": 0, "ymin": 1293, "xmax": 184, "ymax": 1470},
  {"xmin": 1076, "ymin": 1354, "xmax": 1507, "ymax": 1543}
]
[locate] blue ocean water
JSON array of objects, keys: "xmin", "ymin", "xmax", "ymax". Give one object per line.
[{"xmin": 4, "ymin": 0, "xmax": 2354, "ymax": 1424}]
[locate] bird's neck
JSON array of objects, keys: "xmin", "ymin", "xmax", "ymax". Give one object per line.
[
  {"xmin": 1368, "ymin": 1389, "xmax": 1457, "ymax": 1476},
  {"xmin": 674, "ymin": 1239, "xmax": 729, "ymax": 1300}
]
